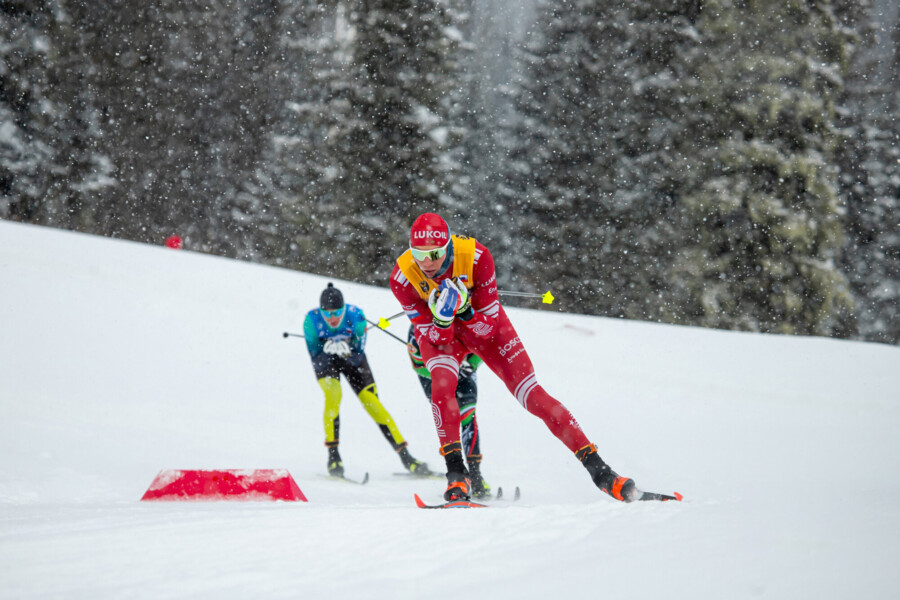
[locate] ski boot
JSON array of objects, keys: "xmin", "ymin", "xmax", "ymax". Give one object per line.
[
  {"xmin": 397, "ymin": 443, "xmax": 433, "ymax": 476},
  {"xmin": 444, "ymin": 472, "xmax": 472, "ymax": 501},
  {"xmin": 327, "ymin": 443, "xmax": 344, "ymax": 477},
  {"xmin": 440, "ymin": 441, "xmax": 471, "ymax": 500},
  {"xmin": 577, "ymin": 444, "xmax": 636, "ymax": 502},
  {"xmin": 467, "ymin": 455, "xmax": 492, "ymax": 499}
]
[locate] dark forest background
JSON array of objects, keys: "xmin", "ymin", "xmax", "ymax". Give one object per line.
[{"xmin": 2, "ymin": 0, "xmax": 898, "ymax": 344}]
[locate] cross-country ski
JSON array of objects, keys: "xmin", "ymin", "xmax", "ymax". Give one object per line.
[
  {"xmin": 414, "ymin": 493, "xmax": 488, "ymax": 509},
  {"xmin": 318, "ymin": 472, "xmax": 370, "ymax": 485}
]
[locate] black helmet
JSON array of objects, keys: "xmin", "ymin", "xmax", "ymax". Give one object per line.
[{"xmin": 320, "ymin": 282, "xmax": 344, "ymax": 311}]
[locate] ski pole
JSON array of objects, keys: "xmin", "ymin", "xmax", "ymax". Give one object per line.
[
  {"xmin": 365, "ymin": 319, "xmax": 407, "ymax": 345},
  {"xmin": 499, "ymin": 290, "xmax": 555, "ymax": 304},
  {"xmin": 365, "ymin": 310, "xmax": 405, "ymax": 332},
  {"xmin": 284, "ymin": 315, "xmax": 407, "ymax": 344}
]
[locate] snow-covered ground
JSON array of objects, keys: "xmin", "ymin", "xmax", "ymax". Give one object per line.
[{"xmin": 1, "ymin": 220, "xmax": 898, "ymax": 599}]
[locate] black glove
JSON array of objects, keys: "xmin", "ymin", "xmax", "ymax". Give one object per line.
[{"xmin": 459, "ymin": 361, "xmax": 475, "ymax": 378}]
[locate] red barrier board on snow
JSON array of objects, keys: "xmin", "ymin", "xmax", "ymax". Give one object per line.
[{"xmin": 141, "ymin": 469, "xmax": 308, "ymax": 502}]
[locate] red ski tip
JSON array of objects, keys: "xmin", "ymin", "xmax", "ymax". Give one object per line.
[
  {"xmin": 674, "ymin": 492, "xmax": 684, "ymax": 501},
  {"xmin": 414, "ymin": 492, "xmax": 489, "ymax": 509}
]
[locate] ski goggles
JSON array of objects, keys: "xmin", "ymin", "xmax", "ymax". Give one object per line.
[
  {"xmin": 320, "ymin": 307, "xmax": 345, "ymax": 319},
  {"xmin": 409, "ymin": 242, "xmax": 449, "ymax": 262}
]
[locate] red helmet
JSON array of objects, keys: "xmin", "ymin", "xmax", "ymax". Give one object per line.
[{"xmin": 409, "ymin": 213, "xmax": 450, "ymax": 247}]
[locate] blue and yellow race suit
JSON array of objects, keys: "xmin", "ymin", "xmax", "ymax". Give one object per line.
[{"xmin": 303, "ymin": 304, "xmax": 408, "ymax": 451}]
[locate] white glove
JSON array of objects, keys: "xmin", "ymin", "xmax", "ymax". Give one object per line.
[
  {"xmin": 428, "ymin": 280, "xmax": 462, "ymax": 327},
  {"xmin": 324, "ymin": 340, "xmax": 351, "ymax": 358},
  {"xmin": 452, "ymin": 278, "xmax": 472, "ymax": 318}
]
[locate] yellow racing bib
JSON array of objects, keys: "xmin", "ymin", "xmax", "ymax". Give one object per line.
[{"xmin": 397, "ymin": 235, "xmax": 476, "ymax": 301}]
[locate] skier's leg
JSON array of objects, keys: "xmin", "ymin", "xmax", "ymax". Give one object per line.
[
  {"xmin": 418, "ymin": 336, "xmax": 472, "ymax": 498},
  {"xmin": 420, "ymin": 368, "xmax": 480, "ymax": 470},
  {"xmin": 417, "ymin": 374, "xmax": 433, "ymax": 404},
  {"xmin": 418, "ymin": 341, "xmax": 465, "ymax": 449},
  {"xmin": 343, "ymin": 356, "xmax": 401, "ymax": 446},
  {"xmin": 456, "ymin": 376, "xmax": 480, "ymax": 458},
  {"xmin": 318, "ymin": 377, "xmax": 344, "ymax": 475},
  {"xmin": 347, "ymin": 357, "xmax": 427, "ymax": 473},
  {"xmin": 465, "ymin": 308, "xmax": 637, "ymax": 501},
  {"xmin": 357, "ymin": 382, "xmax": 406, "ymax": 448},
  {"xmin": 455, "ymin": 375, "xmax": 489, "ymax": 497},
  {"xmin": 465, "ymin": 307, "xmax": 590, "ymax": 453},
  {"xmin": 318, "ymin": 377, "xmax": 342, "ymax": 444}
]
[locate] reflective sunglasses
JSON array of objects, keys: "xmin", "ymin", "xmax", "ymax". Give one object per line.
[
  {"xmin": 321, "ymin": 307, "xmax": 345, "ymax": 319},
  {"xmin": 410, "ymin": 242, "xmax": 449, "ymax": 262}
]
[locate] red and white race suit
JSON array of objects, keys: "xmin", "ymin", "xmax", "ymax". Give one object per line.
[{"xmin": 389, "ymin": 240, "xmax": 591, "ymax": 454}]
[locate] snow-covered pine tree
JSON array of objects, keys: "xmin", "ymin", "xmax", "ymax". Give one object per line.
[
  {"xmin": 668, "ymin": 0, "xmax": 856, "ymax": 336},
  {"xmin": 497, "ymin": 0, "xmax": 700, "ymax": 318},
  {"xmin": 451, "ymin": 0, "xmax": 528, "ymax": 243},
  {"xmin": 57, "ymin": 0, "xmax": 281, "ymax": 255},
  {"xmin": 299, "ymin": 0, "xmax": 468, "ymax": 284},
  {"xmin": 263, "ymin": 0, "xmax": 344, "ymax": 268},
  {"xmin": 837, "ymin": 1, "xmax": 900, "ymax": 344},
  {"xmin": 1, "ymin": 1, "xmax": 114, "ymax": 229}
]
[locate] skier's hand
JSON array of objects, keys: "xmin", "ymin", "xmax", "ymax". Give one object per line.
[
  {"xmin": 428, "ymin": 280, "xmax": 461, "ymax": 328},
  {"xmin": 324, "ymin": 340, "xmax": 351, "ymax": 357},
  {"xmin": 452, "ymin": 278, "xmax": 473, "ymax": 321},
  {"xmin": 459, "ymin": 361, "xmax": 475, "ymax": 378}
]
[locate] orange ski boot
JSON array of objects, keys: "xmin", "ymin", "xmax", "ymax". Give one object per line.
[{"xmin": 577, "ymin": 444, "xmax": 637, "ymax": 502}]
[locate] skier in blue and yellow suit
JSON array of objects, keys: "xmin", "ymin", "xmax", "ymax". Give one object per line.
[{"xmin": 304, "ymin": 282, "xmax": 432, "ymax": 478}]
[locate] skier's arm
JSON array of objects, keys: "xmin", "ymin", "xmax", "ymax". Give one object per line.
[
  {"xmin": 390, "ymin": 267, "xmax": 454, "ymax": 345},
  {"xmin": 351, "ymin": 307, "xmax": 368, "ymax": 354},
  {"xmin": 455, "ymin": 244, "xmax": 500, "ymax": 337},
  {"xmin": 303, "ymin": 314, "xmax": 324, "ymax": 357},
  {"xmin": 304, "ymin": 314, "xmax": 333, "ymax": 373}
]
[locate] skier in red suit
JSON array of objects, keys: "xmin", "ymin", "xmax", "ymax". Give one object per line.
[{"xmin": 390, "ymin": 213, "xmax": 641, "ymax": 502}]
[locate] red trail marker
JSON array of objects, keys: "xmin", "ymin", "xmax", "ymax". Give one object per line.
[{"xmin": 141, "ymin": 469, "xmax": 307, "ymax": 502}]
